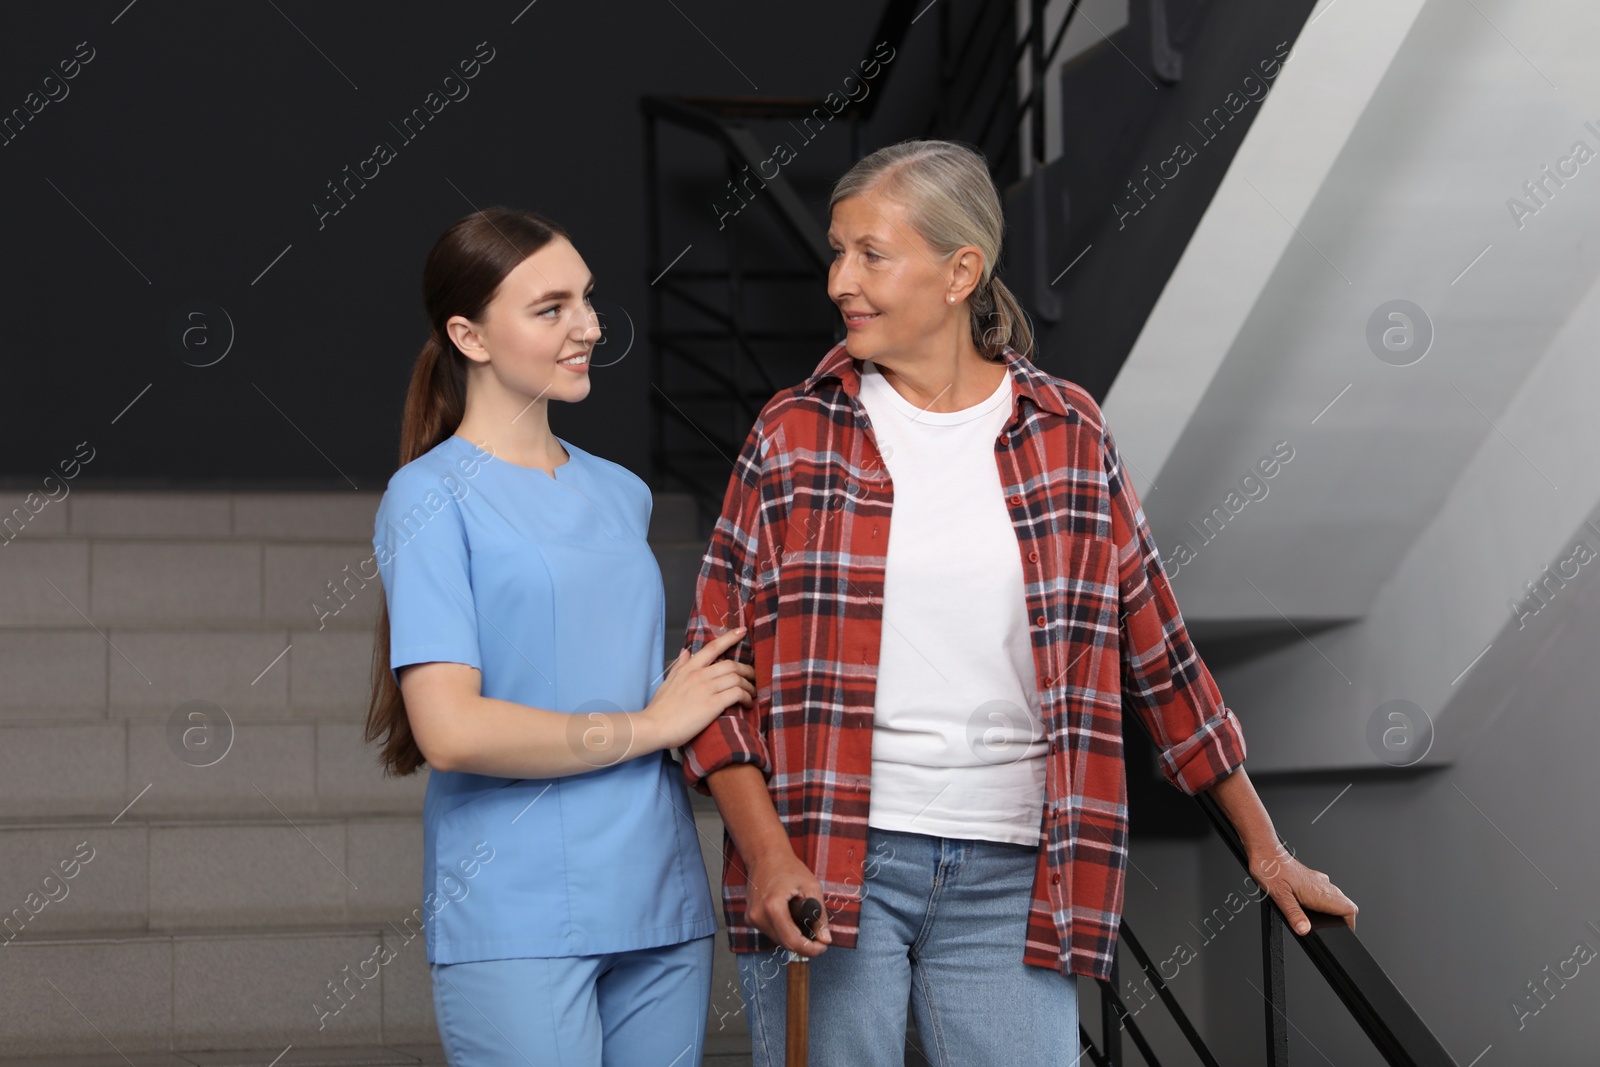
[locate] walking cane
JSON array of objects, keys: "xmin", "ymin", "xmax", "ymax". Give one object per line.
[{"xmin": 786, "ymin": 896, "xmax": 823, "ymax": 1067}]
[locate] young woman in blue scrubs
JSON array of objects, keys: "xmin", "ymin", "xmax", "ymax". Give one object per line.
[{"xmin": 365, "ymin": 206, "xmax": 754, "ymax": 1066}]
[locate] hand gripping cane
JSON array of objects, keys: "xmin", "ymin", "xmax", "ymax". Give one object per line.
[{"xmin": 786, "ymin": 896, "xmax": 824, "ymax": 1067}]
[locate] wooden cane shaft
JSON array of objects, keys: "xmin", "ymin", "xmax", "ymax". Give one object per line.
[{"xmin": 786, "ymin": 957, "xmax": 809, "ymax": 1066}]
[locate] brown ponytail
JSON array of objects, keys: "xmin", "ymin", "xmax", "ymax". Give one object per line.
[{"xmin": 365, "ymin": 207, "xmax": 571, "ymax": 776}]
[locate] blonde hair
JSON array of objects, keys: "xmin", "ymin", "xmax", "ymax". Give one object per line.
[{"xmin": 829, "ymin": 139, "xmax": 1033, "ymax": 360}]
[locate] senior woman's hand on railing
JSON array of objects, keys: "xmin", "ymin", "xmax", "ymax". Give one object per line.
[{"xmin": 1250, "ymin": 843, "xmax": 1360, "ymax": 936}]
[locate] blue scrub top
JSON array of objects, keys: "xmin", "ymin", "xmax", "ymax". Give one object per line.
[{"xmin": 372, "ymin": 433, "xmax": 718, "ymax": 963}]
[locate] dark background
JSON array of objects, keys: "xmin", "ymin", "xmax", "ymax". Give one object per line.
[{"xmin": 1, "ymin": 0, "xmax": 922, "ymax": 490}]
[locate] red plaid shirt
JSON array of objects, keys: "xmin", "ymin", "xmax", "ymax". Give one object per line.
[{"xmin": 679, "ymin": 341, "xmax": 1247, "ymax": 981}]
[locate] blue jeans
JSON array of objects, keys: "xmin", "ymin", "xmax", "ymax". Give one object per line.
[
  {"xmin": 736, "ymin": 826, "xmax": 1081, "ymax": 1067},
  {"xmin": 431, "ymin": 935, "xmax": 714, "ymax": 1066}
]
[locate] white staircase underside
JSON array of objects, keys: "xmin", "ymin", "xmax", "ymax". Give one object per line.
[{"xmin": 1101, "ymin": 0, "xmax": 1600, "ymax": 770}]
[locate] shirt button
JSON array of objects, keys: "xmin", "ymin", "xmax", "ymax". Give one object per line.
[
  {"xmin": 1042, "ymin": 674, "xmax": 1053, "ymax": 686},
  {"xmin": 1009, "ymin": 494, "xmax": 1023, "ymax": 506},
  {"xmin": 1050, "ymin": 740, "xmax": 1059, "ymax": 754},
  {"xmin": 999, "ymin": 432, "xmax": 1009, "ymax": 443},
  {"xmin": 1035, "ymin": 614, "xmax": 1046, "ymax": 627},
  {"xmin": 1027, "ymin": 550, "xmax": 1039, "ymax": 563},
  {"xmin": 1051, "ymin": 873, "xmax": 1061, "ymax": 885}
]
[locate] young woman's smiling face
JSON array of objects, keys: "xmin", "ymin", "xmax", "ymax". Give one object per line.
[
  {"xmin": 827, "ymin": 193, "xmax": 970, "ymax": 364},
  {"xmin": 448, "ymin": 235, "xmax": 600, "ymax": 403}
]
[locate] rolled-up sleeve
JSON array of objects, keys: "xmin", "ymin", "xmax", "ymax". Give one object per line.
[
  {"xmin": 679, "ymin": 417, "xmax": 773, "ymax": 795},
  {"xmin": 1104, "ymin": 423, "xmax": 1247, "ymax": 796}
]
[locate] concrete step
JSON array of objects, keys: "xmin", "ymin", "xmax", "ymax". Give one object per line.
[
  {"xmin": 0, "ymin": 814, "xmax": 421, "ymax": 940},
  {"xmin": 0, "ymin": 541, "xmax": 707, "ymax": 631},
  {"xmin": 0, "ymin": 623, "xmax": 390, "ymax": 721},
  {"xmin": 0, "ymin": 926, "xmax": 437, "ymax": 1056},
  {"xmin": 0, "ymin": 1047, "xmax": 449, "ymax": 1067},
  {"xmin": 0, "ymin": 719, "xmax": 426, "ymax": 820},
  {"xmin": 1, "ymin": 490, "xmax": 702, "ymax": 544},
  {"xmin": 0, "ymin": 488, "xmax": 720, "ymax": 1059},
  {"xmin": 0, "ymin": 1038, "xmax": 757, "ymax": 1067},
  {"xmin": 0, "ymin": 804, "xmax": 739, "ymax": 1058},
  {"xmin": 0, "ymin": 539, "xmax": 376, "ymax": 629},
  {"xmin": 0, "ymin": 490, "xmax": 702, "ymax": 630},
  {"xmin": 0, "ymin": 612, "xmax": 687, "ymax": 728},
  {"xmin": 2, "ymin": 492, "xmax": 383, "ymax": 543},
  {"xmin": 0, "ymin": 802, "xmax": 727, "ymax": 939}
]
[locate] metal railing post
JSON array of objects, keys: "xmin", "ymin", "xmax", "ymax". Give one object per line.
[
  {"xmin": 1102, "ymin": 952, "xmax": 1122, "ymax": 1066},
  {"xmin": 1263, "ymin": 899, "xmax": 1289, "ymax": 1066}
]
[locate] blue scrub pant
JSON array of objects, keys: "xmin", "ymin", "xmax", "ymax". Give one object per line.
[{"xmin": 431, "ymin": 935, "xmax": 714, "ymax": 1066}]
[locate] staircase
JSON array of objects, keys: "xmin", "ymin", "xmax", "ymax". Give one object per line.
[{"xmin": 0, "ymin": 488, "xmax": 745, "ymax": 1064}]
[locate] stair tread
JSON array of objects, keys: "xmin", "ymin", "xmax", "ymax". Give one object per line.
[
  {"xmin": 3, "ymin": 923, "xmax": 431, "ymax": 945},
  {"xmin": 0, "ymin": 811, "xmax": 419, "ymax": 830},
  {"xmin": 0, "ymin": 1046, "xmax": 446, "ymax": 1067},
  {"xmin": 0, "ymin": 1038, "xmax": 752, "ymax": 1067}
]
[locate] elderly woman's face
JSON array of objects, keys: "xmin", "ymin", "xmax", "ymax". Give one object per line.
[{"xmin": 826, "ymin": 193, "xmax": 956, "ymax": 365}]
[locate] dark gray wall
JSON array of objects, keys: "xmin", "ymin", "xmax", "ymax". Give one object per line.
[{"xmin": 1, "ymin": 0, "xmax": 921, "ymax": 490}]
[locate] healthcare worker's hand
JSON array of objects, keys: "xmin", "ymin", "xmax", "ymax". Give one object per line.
[
  {"xmin": 640, "ymin": 627, "xmax": 756, "ymax": 751},
  {"xmin": 746, "ymin": 845, "xmax": 832, "ymax": 957}
]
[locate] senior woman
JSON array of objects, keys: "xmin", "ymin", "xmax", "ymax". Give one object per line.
[{"xmin": 679, "ymin": 138, "xmax": 1357, "ymax": 1066}]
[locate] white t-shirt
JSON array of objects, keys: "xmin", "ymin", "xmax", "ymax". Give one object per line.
[{"xmin": 856, "ymin": 358, "xmax": 1049, "ymax": 847}]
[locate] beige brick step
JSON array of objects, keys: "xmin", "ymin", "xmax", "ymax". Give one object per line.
[
  {"xmin": 0, "ymin": 1038, "xmax": 762, "ymax": 1067},
  {"xmin": 0, "ymin": 815, "xmax": 421, "ymax": 940},
  {"xmin": 0, "ymin": 1046, "xmax": 448, "ymax": 1067},
  {"xmin": 2, "ymin": 492, "xmax": 383, "ymax": 543},
  {"xmin": 0, "ymin": 801, "xmax": 729, "ymax": 944},
  {"xmin": 0, "ymin": 927, "xmax": 436, "ymax": 1056},
  {"xmin": 1, "ymin": 491, "xmax": 702, "ymax": 630},
  {"xmin": 0, "ymin": 623, "xmax": 692, "ymax": 723},
  {"xmin": 0, "ymin": 540, "xmax": 389, "ymax": 629},
  {"xmin": 0, "ymin": 804, "xmax": 741, "ymax": 1059},
  {"xmin": 0, "ymin": 542, "xmax": 706, "ymax": 632},
  {"xmin": 1, "ymin": 490, "xmax": 700, "ymax": 544},
  {"xmin": 0, "ymin": 626, "xmax": 388, "ymax": 723},
  {"xmin": 0, "ymin": 720, "xmax": 425, "ymax": 819}
]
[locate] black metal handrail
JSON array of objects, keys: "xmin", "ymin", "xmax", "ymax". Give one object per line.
[
  {"xmin": 1194, "ymin": 786, "xmax": 1459, "ymax": 1065},
  {"xmin": 1070, "ymin": 705, "xmax": 1461, "ymax": 1066}
]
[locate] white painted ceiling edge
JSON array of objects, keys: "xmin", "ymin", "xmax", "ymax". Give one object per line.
[
  {"xmin": 1100, "ymin": 0, "xmax": 1431, "ymax": 483},
  {"xmin": 1094, "ymin": 0, "xmax": 1600, "ymax": 771}
]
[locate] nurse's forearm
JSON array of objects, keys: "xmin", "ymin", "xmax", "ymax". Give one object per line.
[
  {"xmin": 423, "ymin": 694, "xmax": 668, "ymax": 779},
  {"xmin": 704, "ymin": 763, "xmax": 794, "ymax": 869}
]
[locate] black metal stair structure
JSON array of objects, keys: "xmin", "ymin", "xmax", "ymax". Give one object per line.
[
  {"xmin": 640, "ymin": 89, "xmax": 839, "ymax": 523},
  {"xmin": 642, "ymin": 2, "xmax": 1460, "ymax": 1063},
  {"xmin": 1089, "ymin": 707, "xmax": 1460, "ymax": 1067},
  {"xmin": 641, "ymin": 0, "xmax": 1017, "ymax": 525}
]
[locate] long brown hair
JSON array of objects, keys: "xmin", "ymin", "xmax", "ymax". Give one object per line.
[
  {"xmin": 828, "ymin": 139, "xmax": 1034, "ymax": 361},
  {"xmin": 366, "ymin": 206, "xmax": 571, "ymax": 776}
]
